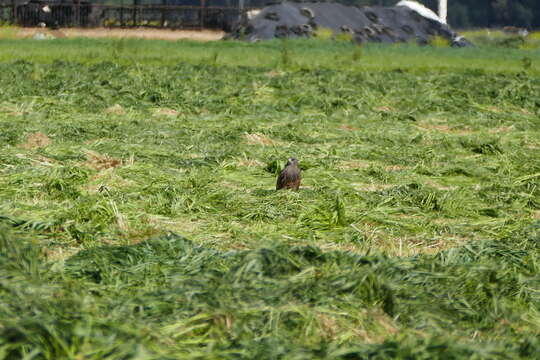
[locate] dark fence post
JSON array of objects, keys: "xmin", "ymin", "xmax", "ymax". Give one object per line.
[
  {"xmin": 200, "ymin": 0, "xmax": 205, "ymax": 29},
  {"xmin": 12, "ymin": 0, "xmax": 17, "ymax": 25},
  {"xmin": 132, "ymin": 0, "xmax": 137, "ymax": 27},
  {"xmin": 76, "ymin": 0, "xmax": 81, "ymax": 27},
  {"xmin": 161, "ymin": 0, "xmax": 165, "ymax": 27},
  {"xmin": 120, "ymin": 0, "xmax": 124, "ymax": 26}
]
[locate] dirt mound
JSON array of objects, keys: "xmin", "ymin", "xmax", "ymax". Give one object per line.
[{"xmin": 227, "ymin": 1, "xmax": 472, "ymax": 47}]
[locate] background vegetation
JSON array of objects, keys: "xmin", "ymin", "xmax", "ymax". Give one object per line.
[
  {"xmin": 319, "ymin": 0, "xmax": 540, "ymax": 30},
  {"xmin": 0, "ymin": 38, "xmax": 539, "ymax": 358},
  {"xmin": 66, "ymin": 0, "xmax": 540, "ymax": 30}
]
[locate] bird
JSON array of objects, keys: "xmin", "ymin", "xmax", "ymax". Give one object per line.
[{"xmin": 276, "ymin": 157, "xmax": 301, "ymax": 190}]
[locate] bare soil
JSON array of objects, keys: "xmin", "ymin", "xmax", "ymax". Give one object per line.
[
  {"xmin": 19, "ymin": 132, "xmax": 52, "ymax": 150},
  {"xmin": 18, "ymin": 27, "xmax": 224, "ymax": 41}
]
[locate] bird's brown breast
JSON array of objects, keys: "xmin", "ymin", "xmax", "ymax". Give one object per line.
[{"xmin": 276, "ymin": 165, "xmax": 301, "ymax": 190}]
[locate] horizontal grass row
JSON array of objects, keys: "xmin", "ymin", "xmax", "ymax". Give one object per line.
[{"xmin": 1, "ymin": 224, "xmax": 539, "ymax": 358}]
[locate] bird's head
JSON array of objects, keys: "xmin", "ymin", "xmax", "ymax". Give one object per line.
[{"xmin": 287, "ymin": 157, "xmax": 299, "ymax": 166}]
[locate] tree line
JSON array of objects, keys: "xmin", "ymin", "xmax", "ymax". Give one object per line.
[{"xmin": 342, "ymin": 0, "xmax": 540, "ymax": 29}]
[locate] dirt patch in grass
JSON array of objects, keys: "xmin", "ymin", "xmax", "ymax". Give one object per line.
[
  {"xmin": 486, "ymin": 106, "xmax": 504, "ymax": 113},
  {"xmin": 417, "ymin": 123, "xmax": 473, "ymax": 135},
  {"xmin": 105, "ymin": 104, "xmax": 126, "ymax": 115},
  {"xmin": 420, "ymin": 124, "xmax": 452, "ymax": 132},
  {"xmin": 489, "ymin": 126, "xmax": 515, "ymax": 134},
  {"xmin": 431, "ymin": 217, "xmax": 463, "ymax": 225},
  {"xmin": 244, "ymin": 133, "xmax": 278, "ymax": 146},
  {"xmin": 265, "ymin": 70, "xmax": 284, "ymax": 78},
  {"xmin": 316, "ymin": 313, "xmax": 341, "ymax": 340},
  {"xmin": 373, "ymin": 106, "xmax": 394, "ymax": 113},
  {"xmin": 338, "ymin": 160, "xmax": 372, "ymax": 170},
  {"xmin": 154, "ymin": 108, "xmax": 182, "ymax": 117},
  {"xmin": 84, "ymin": 150, "xmax": 122, "ymax": 171},
  {"xmin": 237, "ymin": 159, "xmax": 264, "ymax": 167},
  {"xmin": 425, "ymin": 179, "xmax": 457, "ymax": 191},
  {"xmin": 20, "ymin": 132, "xmax": 52, "ymax": 149},
  {"xmin": 43, "ymin": 246, "xmax": 80, "ymax": 262},
  {"xmin": 385, "ymin": 165, "xmax": 405, "ymax": 172},
  {"xmin": 339, "ymin": 124, "xmax": 360, "ymax": 131},
  {"xmin": 371, "ymin": 309, "xmax": 399, "ymax": 334},
  {"xmin": 221, "ymin": 181, "xmax": 243, "ymax": 190}
]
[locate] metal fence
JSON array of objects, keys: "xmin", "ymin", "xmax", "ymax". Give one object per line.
[{"xmin": 0, "ymin": 1, "xmax": 245, "ymax": 30}]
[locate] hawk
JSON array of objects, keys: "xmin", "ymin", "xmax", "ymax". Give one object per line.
[{"xmin": 276, "ymin": 157, "xmax": 301, "ymax": 190}]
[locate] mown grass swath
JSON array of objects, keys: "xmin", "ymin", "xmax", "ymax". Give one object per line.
[
  {"xmin": 1, "ymin": 226, "xmax": 540, "ymax": 358},
  {"xmin": 0, "ymin": 39, "xmax": 539, "ymax": 358}
]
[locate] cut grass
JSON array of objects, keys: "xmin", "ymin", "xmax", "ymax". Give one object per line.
[
  {"xmin": 0, "ymin": 39, "xmax": 539, "ymax": 358},
  {"xmin": 1, "ymin": 227, "xmax": 539, "ymax": 358}
]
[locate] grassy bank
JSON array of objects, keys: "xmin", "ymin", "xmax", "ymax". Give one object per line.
[
  {"xmin": 0, "ymin": 37, "xmax": 539, "ymax": 73},
  {"xmin": 0, "ymin": 39, "xmax": 539, "ymax": 358}
]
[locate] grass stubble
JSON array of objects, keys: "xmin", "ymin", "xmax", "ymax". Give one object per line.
[{"xmin": 0, "ymin": 37, "xmax": 539, "ymax": 359}]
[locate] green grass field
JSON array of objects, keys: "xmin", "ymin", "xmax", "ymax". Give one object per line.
[{"xmin": 1, "ymin": 37, "xmax": 540, "ymax": 359}]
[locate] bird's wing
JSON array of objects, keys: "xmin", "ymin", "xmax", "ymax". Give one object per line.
[
  {"xmin": 276, "ymin": 166, "xmax": 300, "ymax": 189},
  {"xmin": 276, "ymin": 170, "xmax": 287, "ymax": 189}
]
